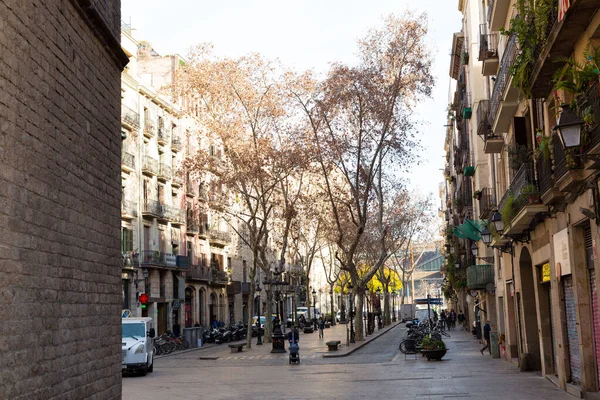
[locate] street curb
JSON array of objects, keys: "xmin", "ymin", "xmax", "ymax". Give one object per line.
[
  {"xmin": 322, "ymin": 321, "xmax": 402, "ymax": 358},
  {"xmin": 154, "ymin": 342, "xmax": 221, "ymax": 359}
]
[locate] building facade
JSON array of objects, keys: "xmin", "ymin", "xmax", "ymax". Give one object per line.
[
  {"xmin": 445, "ymin": 0, "xmax": 600, "ymax": 397},
  {"xmin": 0, "ymin": 1, "xmax": 127, "ymax": 398}
]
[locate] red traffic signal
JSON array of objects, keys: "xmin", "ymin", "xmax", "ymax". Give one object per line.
[{"xmin": 139, "ymin": 293, "xmax": 149, "ymax": 308}]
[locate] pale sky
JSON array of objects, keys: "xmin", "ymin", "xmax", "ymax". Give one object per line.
[{"xmin": 122, "ymin": 0, "xmax": 462, "ymax": 210}]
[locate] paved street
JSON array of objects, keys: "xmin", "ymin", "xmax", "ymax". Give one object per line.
[{"xmin": 123, "ymin": 323, "xmax": 574, "ymax": 399}]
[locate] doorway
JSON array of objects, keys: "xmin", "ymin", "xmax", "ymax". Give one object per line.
[{"xmin": 518, "ymin": 247, "xmax": 541, "ymax": 370}]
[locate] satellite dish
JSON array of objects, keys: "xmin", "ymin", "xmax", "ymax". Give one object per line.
[{"xmin": 486, "ymin": 283, "xmax": 496, "ymax": 295}]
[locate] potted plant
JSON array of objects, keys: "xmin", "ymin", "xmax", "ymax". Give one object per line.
[
  {"xmin": 501, "ymin": 193, "xmax": 516, "ymax": 228},
  {"xmin": 462, "ymin": 51, "xmax": 469, "ymax": 65},
  {"xmin": 520, "ymin": 183, "xmax": 540, "ymax": 204},
  {"xmin": 535, "ymin": 133, "xmax": 552, "ymax": 162},
  {"xmin": 473, "ymin": 190, "xmax": 482, "ymax": 200},
  {"xmin": 420, "ymin": 336, "xmax": 447, "ymax": 361}
]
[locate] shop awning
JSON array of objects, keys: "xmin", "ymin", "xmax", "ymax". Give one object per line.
[{"xmin": 452, "ymin": 219, "xmax": 487, "ymax": 241}]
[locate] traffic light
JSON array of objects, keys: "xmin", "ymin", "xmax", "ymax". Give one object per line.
[{"xmin": 138, "ymin": 293, "xmax": 149, "ymax": 309}]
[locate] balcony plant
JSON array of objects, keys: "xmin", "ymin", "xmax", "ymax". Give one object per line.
[
  {"xmin": 473, "ymin": 190, "xmax": 482, "ymax": 200},
  {"xmin": 507, "ymin": 145, "xmax": 532, "ymax": 171},
  {"xmin": 464, "ymin": 165, "xmax": 475, "ymax": 176},
  {"xmin": 552, "ymin": 44, "xmax": 600, "ymax": 98},
  {"xmin": 519, "ymin": 183, "xmax": 540, "ymax": 205},
  {"xmin": 501, "ymin": 193, "xmax": 516, "ymax": 228},
  {"xmin": 535, "ymin": 133, "xmax": 552, "ymax": 162},
  {"xmin": 501, "ymin": 0, "xmax": 556, "ymax": 97}
]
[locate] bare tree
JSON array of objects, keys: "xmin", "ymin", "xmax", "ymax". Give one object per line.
[{"xmin": 291, "ymin": 13, "xmax": 434, "ymax": 340}]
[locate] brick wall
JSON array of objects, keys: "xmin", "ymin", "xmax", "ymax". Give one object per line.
[{"xmin": 0, "ymin": 1, "xmax": 124, "ymax": 398}]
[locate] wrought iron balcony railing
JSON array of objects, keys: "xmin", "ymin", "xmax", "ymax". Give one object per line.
[
  {"xmin": 467, "ymin": 264, "xmax": 494, "ymax": 289},
  {"xmin": 121, "ymin": 104, "xmax": 139, "ymax": 128},
  {"xmin": 489, "ymin": 34, "xmax": 517, "ymax": 127}
]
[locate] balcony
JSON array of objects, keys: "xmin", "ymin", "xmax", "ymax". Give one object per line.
[
  {"xmin": 459, "ymin": 91, "xmax": 472, "ymax": 119},
  {"xmin": 498, "ymin": 163, "xmax": 547, "ymax": 236},
  {"xmin": 172, "ymin": 174, "xmax": 184, "ymax": 188},
  {"xmin": 187, "ymin": 263, "xmax": 211, "ymax": 281},
  {"xmin": 171, "ymin": 135, "xmax": 182, "ymax": 153},
  {"xmin": 477, "ymin": 187, "xmax": 495, "ymax": 220},
  {"xmin": 157, "ymin": 128, "xmax": 170, "ymax": 146},
  {"xmin": 121, "ymin": 152, "xmax": 135, "ymax": 173},
  {"xmin": 121, "ymin": 104, "xmax": 139, "ymax": 129},
  {"xmin": 478, "ymin": 25, "xmax": 499, "ymax": 76},
  {"xmin": 186, "ymin": 219, "xmax": 199, "ymax": 235},
  {"xmin": 530, "ymin": 0, "xmax": 599, "ymax": 98},
  {"xmin": 241, "ymin": 282, "xmax": 251, "ymax": 295},
  {"xmin": 209, "ymin": 230, "xmax": 231, "ymax": 247},
  {"xmin": 186, "ymin": 182, "xmax": 195, "ymax": 198},
  {"xmin": 143, "ymin": 120, "xmax": 156, "ymax": 138},
  {"xmin": 553, "ymin": 133, "xmax": 585, "ymax": 194},
  {"xmin": 580, "ymin": 81, "xmax": 600, "ymax": 154},
  {"xmin": 211, "ymin": 269, "xmax": 229, "ymax": 285},
  {"xmin": 489, "ymin": 34, "xmax": 519, "ymax": 134},
  {"xmin": 227, "ymin": 281, "xmax": 242, "ymax": 295},
  {"xmin": 142, "ymin": 199, "xmax": 161, "ymax": 218},
  {"xmin": 142, "ymin": 155, "xmax": 158, "ymax": 176},
  {"xmin": 121, "ymin": 199, "xmax": 137, "ymax": 219},
  {"xmin": 488, "ymin": 0, "xmax": 510, "ymax": 31},
  {"xmin": 208, "ymin": 193, "xmax": 227, "ymax": 210},
  {"xmin": 537, "ymin": 150, "xmax": 564, "ymax": 206},
  {"xmin": 198, "ymin": 223, "xmax": 210, "ymax": 239},
  {"xmin": 477, "ymin": 100, "xmax": 504, "ymax": 154},
  {"xmin": 466, "ymin": 264, "xmax": 494, "ymax": 290},
  {"xmin": 168, "ymin": 206, "xmax": 184, "ymax": 225},
  {"xmin": 141, "ymin": 250, "xmax": 178, "ymax": 269},
  {"xmin": 157, "ymin": 163, "xmax": 172, "ymax": 182}
]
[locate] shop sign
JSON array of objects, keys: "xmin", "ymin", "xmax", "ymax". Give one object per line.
[
  {"xmin": 553, "ymin": 228, "xmax": 571, "ymax": 276},
  {"xmin": 541, "ymin": 263, "xmax": 551, "ymax": 282}
]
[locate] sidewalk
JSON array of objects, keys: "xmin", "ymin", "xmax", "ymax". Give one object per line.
[{"xmin": 156, "ymin": 320, "xmax": 401, "ymax": 360}]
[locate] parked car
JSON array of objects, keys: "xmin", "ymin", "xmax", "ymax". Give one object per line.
[{"xmin": 122, "ymin": 317, "xmax": 155, "ymax": 376}]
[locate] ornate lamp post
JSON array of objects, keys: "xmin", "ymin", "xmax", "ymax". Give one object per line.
[
  {"xmin": 255, "ymin": 280, "xmax": 263, "ymax": 345},
  {"xmin": 263, "ymin": 268, "xmax": 288, "ymax": 353}
]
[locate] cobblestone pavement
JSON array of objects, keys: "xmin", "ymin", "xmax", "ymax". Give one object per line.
[{"xmin": 123, "ymin": 323, "xmax": 574, "ymax": 399}]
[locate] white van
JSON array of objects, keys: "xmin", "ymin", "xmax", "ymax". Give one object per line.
[{"xmin": 122, "ymin": 317, "xmax": 155, "ymax": 375}]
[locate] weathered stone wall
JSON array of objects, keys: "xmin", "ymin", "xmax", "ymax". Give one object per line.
[{"xmin": 0, "ymin": 1, "xmax": 125, "ymax": 398}]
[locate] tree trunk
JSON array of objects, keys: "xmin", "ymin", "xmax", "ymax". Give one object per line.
[
  {"xmin": 354, "ymin": 290, "xmax": 365, "ymax": 341},
  {"xmin": 246, "ymin": 286, "xmax": 255, "ymax": 348},
  {"xmin": 401, "ymin": 270, "xmax": 406, "ymax": 305},
  {"xmin": 383, "ymin": 290, "xmax": 391, "ymax": 326},
  {"xmin": 330, "ymin": 286, "xmax": 336, "ymax": 326},
  {"xmin": 264, "ymin": 290, "xmax": 273, "ymax": 342}
]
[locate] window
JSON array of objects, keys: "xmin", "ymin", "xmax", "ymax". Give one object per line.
[
  {"xmin": 121, "ymin": 227, "xmax": 133, "ymax": 253},
  {"xmin": 187, "ymin": 241, "xmax": 193, "ymax": 264}
]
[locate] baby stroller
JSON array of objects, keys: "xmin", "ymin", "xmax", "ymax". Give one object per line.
[{"xmin": 288, "ymin": 328, "xmax": 300, "ymax": 364}]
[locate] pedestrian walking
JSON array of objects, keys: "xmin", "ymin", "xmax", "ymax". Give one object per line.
[
  {"xmin": 481, "ymin": 320, "xmax": 491, "ymax": 355},
  {"xmin": 457, "ymin": 310, "xmax": 465, "ymax": 330},
  {"xmin": 440, "ymin": 310, "xmax": 447, "ymax": 330},
  {"xmin": 318, "ymin": 317, "xmax": 325, "ymax": 339},
  {"xmin": 449, "ymin": 310, "xmax": 457, "ymax": 330}
]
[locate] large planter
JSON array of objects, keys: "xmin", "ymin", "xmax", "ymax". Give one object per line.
[{"xmin": 421, "ymin": 348, "xmax": 447, "ymax": 361}]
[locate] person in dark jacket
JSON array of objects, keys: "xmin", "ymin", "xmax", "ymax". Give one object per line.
[
  {"xmin": 481, "ymin": 320, "xmax": 491, "ymax": 355},
  {"xmin": 173, "ymin": 322, "xmax": 181, "ymax": 337},
  {"xmin": 318, "ymin": 317, "xmax": 325, "ymax": 338}
]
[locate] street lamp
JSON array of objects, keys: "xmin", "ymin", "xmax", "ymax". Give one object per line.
[
  {"xmin": 481, "ymin": 226, "xmax": 492, "ymax": 245},
  {"xmin": 255, "ymin": 280, "xmax": 263, "ymax": 345},
  {"xmin": 263, "ymin": 267, "xmax": 289, "ymax": 353},
  {"xmin": 491, "ymin": 211, "xmax": 504, "ymax": 234},
  {"xmin": 348, "ymin": 283, "xmax": 355, "ymax": 343},
  {"xmin": 471, "ymin": 242, "xmax": 478, "ymax": 257},
  {"xmin": 554, "ymin": 104, "xmax": 583, "ymax": 149}
]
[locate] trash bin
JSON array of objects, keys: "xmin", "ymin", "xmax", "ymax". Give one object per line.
[
  {"xmin": 183, "ymin": 328, "xmax": 194, "ymax": 349},
  {"xmin": 490, "ymin": 332, "xmax": 500, "ymax": 358},
  {"xmin": 190, "ymin": 327, "xmax": 198, "ymax": 348}
]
